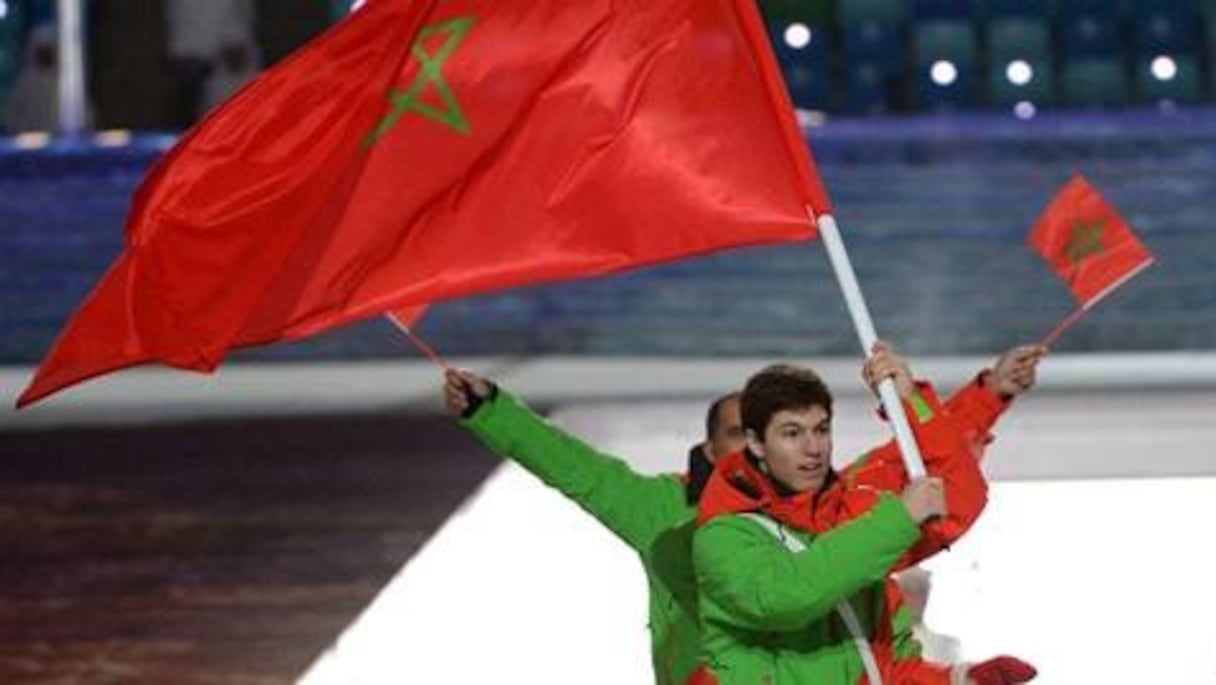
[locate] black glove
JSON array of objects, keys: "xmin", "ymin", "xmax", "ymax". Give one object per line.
[{"xmin": 459, "ymin": 378, "xmax": 497, "ymax": 419}]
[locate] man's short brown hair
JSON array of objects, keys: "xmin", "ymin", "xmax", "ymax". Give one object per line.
[
  {"xmin": 705, "ymin": 391, "xmax": 742, "ymax": 440},
  {"xmin": 741, "ymin": 364, "xmax": 833, "ymax": 436}
]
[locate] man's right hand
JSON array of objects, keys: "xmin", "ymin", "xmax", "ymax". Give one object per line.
[
  {"xmin": 900, "ymin": 477, "xmax": 946, "ymax": 524},
  {"xmin": 444, "ymin": 368, "xmax": 493, "ymax": 417}
]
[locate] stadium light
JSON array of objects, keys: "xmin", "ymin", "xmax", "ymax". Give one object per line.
[
  {"xmin": 94, "ymin": 130, "xmax": 133, "ymax": 148},
  {"xmin": 1151, "ymin": 56, "xmax": 1178, "ymax": 81},
  {"xmin": 930, "ymin": 60, "xmax": 958, "ymax": 86},
  {"xmin": 14, "ymin": 132, "xmax": 51, "ymax": 149},
  {"xmin": 784, "ymin": 23, "xmax": 812, "ymax": 50},
  {"xmin": 1006, "ymin": 60, "xmax": 1034, "ymax": 86},
  {"xmin": 0, "ymin": 1, "xmax": 8, "ymax": 20},
  {"xmin": 1014, "ymin": 101, "xmax": 1037, "ymax": 120}
]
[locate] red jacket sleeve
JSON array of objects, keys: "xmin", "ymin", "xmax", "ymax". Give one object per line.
[
  {"xmin": 840, "ymin": 382, "xmax": 988, "ymax": 570},
  {"xmin": 943, "ymin": 371, "xmax": 1010, "ymax": 463}
]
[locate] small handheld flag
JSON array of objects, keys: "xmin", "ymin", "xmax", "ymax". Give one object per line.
[{"xmin": 1028, "ymin": 174, "xmax": 1154, "ymax": 346}]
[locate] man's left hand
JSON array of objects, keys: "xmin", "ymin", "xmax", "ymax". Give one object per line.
[{"xmin": 985, "ymin": 345, "xmax": 1047, "ymax": 400}]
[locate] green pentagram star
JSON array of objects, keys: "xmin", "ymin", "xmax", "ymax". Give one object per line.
[
  {"xmin": 1063, "ymin": 219, "xmax": 1107, "ymax": 266},
  {"xmin": 366, "ymin": 16, "xmax": 474, "ymax": 146}
]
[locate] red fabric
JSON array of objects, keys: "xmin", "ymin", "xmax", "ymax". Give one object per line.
[
  {"xmin": 968, "ymin": 656, "xmax": 1038, "ymax": 684},
  {"xmin": 870, "ymin": 580, "xmax": 951, "ymax": 685},
  {"xmin": 940, "ymin": 372, "xmax": 1009, "ymax": 461},
  {"xmin": 19, "ymin": 0, "xmax": 831, "ymax": 408},
  {"xmin": 1028, "ymin": 174, "xmax": 1153, "ymax": 306},
  {"xmin": 869, "ymin": 376, "xmax": 1007, "ymax": 464},
  {"xmin": 684, "ymin": 664, "xmax": 720, "ymax": 685},
  {"xmin": 841, "ymin": 384, "xmax": 989, "ymax": 570},
  {"xmin": 698, "ymin": 449, "xmax": 889, "ymax": 535}
]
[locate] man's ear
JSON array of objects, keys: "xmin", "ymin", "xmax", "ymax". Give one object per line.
[{"xmin": 745, "ymin": 428, "xmax": 765, "ymax": 458}]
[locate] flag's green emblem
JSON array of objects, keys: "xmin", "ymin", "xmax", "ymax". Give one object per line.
[
  {"xmin": 367, "ymin": 17, "xmax": 474, "ymax": 145},
  {"xmin": 1064, "ymin": 218, "xmax": 1106, "ymax": 266}
]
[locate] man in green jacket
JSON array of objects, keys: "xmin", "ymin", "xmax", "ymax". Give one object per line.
[
  {"xmin": 444, "ymin": 344, "xmax": 1043, "ymax": 684},
  {"xmin": 691, "ymin": 360, "xmax": 1038, "ymax": 684}
]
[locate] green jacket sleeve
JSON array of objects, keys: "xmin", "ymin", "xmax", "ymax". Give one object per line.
[
  {"xmin": 694, "ymin": 495, "xmax": 920, "ymax": 633},
  {"xmin": 462, "ymin": 388, "xmax": 685, "ymax": 551}
]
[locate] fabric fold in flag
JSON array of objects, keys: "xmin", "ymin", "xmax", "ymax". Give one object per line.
[
  {"xmin": 19, "ymin": 0, "xmax": 831, "ymax": 407},
  {"xmin": 1027, "ymin": 174, "xmax": 1154, "ymax": 307}
]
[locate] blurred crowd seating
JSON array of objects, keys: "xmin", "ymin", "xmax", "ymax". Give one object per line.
[
  {"xmin": 763, "ymin": 0, "xmax": 1216, "ymax": 113},
  {"xmin": 3, "ymin": 0, "xmax": 1213, "ymax": 130}
]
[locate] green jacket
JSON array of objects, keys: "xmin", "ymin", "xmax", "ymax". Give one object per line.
[
  {"xmin": 694, "ymin": 491, "xmax": 934, "ymax": 684},
  {"xmin": 464, "ymin": 390, "xmax": 702, "ymax": 685}
]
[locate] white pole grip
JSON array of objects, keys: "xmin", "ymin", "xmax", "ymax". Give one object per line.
[{"xmin": 815, "ymin": 212, "xmax": 926, "ymax": 479}]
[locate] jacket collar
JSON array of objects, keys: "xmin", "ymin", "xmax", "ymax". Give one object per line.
[
  {"xmin": 697, "ymin": 449, "xmax": 841, "ymax": 531},
  {"xmin": 684, "ymin": 443, "xmax": 714, "ymax": 505}
]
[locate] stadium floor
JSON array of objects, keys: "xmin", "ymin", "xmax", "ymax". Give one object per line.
[{"xmin": 0, "ymin": 412, "xmax": 498, "ymax": 684}]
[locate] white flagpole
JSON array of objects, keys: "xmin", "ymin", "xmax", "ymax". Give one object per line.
[{"xmin": 814, "ymin": 210, "xmax": 926, "ymax": 479}]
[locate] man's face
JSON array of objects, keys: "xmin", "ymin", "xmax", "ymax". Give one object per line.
[
  {"xmin": 748, "ymin": 405, "xmax": 832, "ymax": 493},
  {"xmin": 706, "ymin": 396, "xmax": 744, "ymax": 462}
]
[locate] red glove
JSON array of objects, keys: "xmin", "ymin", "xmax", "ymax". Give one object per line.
[
  {"xmin": 968, "ymin": 656, "xmax": 1037, "ymax": 684},
  {"xmin": 685, "ymin": 664, "xmax": 718, "ymax": 685}
]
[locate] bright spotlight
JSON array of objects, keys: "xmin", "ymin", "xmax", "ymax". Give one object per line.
[
  {"xmin": 1014, "ymin": 101, "xmax": 1037, "ymax": 120},
  {"xmin": 784, "ymin": 23, "xmax": 812, "ymax": 50},
  {"xmin": 930, "ymin": 60, "xmax": 958, "ymax": 86},
  {"xmin": 0, "ymin": 1, "xmax": 8, "ymax": 20},
  {"xmin": 1151, "ymin": 55, "xmax": 1178, "ymax": 81},
  {"xmin": 14, "ymin": 132, "xmax": 52, "ymax": 149},
  {"xmin": 95, "ymin": 130, "xmax": 133, "ymax": 148},
  {"xmin": 1006, "ymin": 60, "xmax": 1034, "ymax": 86}
]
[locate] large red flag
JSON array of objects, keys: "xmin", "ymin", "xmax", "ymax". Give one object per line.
[
  {"xmin": 18, "ymin": 0, "xmax": 831, "ymax": 407},
  {"xmin": 1028, "ymin": 174, "xmax": 1153, "ymax": 306}
]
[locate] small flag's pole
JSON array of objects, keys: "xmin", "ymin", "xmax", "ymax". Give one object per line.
[
  {"xmin": 1039, "ymin": 257, "xmax": 1154, "ymax": 349},
  {"xmin": 386, "ymin": 313, "xmax": 451, "ymax": 370},
  {"xmin": 1039, "ymin": 306, "xmax": 1087, "ymax": 349},
  {"xmin": 814, "ymin": 209, "xmax": 926, "ymax": 478}
]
